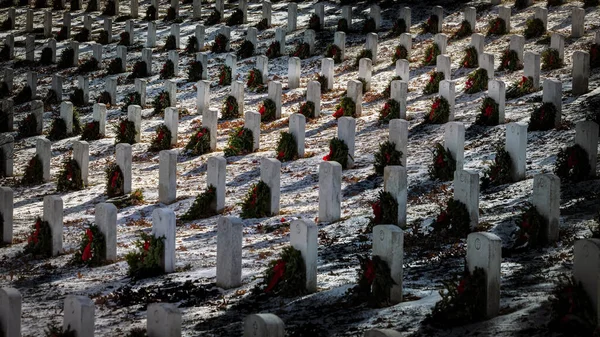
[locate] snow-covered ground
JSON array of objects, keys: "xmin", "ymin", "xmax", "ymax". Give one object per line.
[{"xmin": 1, "ymin": 0, "xmax": 600, "ymax": 336}]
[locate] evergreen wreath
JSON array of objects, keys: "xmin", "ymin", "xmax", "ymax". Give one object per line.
[
  {"xmin": 159, "ymin": 59, "xmax": 175, "ymax": 79},
  {"xmin": 180, "ymin": 185, "xmax": 217, "ymax": 221},
  {"xmin": 512, "ymin": 203, "xmax": 546, "ymax": 250},
  {"xmin": 378, "ymin": 99, "xmax": 401, "ymax": 123},
  {"xmin": 382, "ymin": 76, "xmax": 402, "ymax": 98},
  {"xmin": 0, "ymin": 44, "xmax": 9, "ymax": 62},
  {"xmin": 152, "ymin": 90, "xmax": 170, "ymax": 116},
  {"xmin": 481, "ymin": 146, "xmax": 513, "ymax": 189},
  {"xmin": 528, "ymin": 102, "xmax": 557, "ymax": 131},
  {"xmin": 21, "ymin": 155, "xmax": 44, "ymax": 186},
  {"xmin": 74, "ymin": 28, "xmax": 90, "ymax": 43},
  {"xmin": 102, "ymin": 0, "xmax": 115, "ymax": 16},
  {"xmin": 85, "ymin": 0, "xmax": 97, "ymax": 11},
  {"xmin": 549, "ymin": 275, "xmax": 599, "ymax": 336},
  {"xmin": 17, "ymin": 112, "xmax": 38, "ymax": 139},
  {"xmin": 205, "ymin": 9, "xmax": 221, "ymax": 26},
  {"xmin": 23, "ymin": 217, "xmax": 52, "ymax": 257},
  {"xmin": 255, "ymin": 18, "xmax": 269, "ymax": 31},
  {"xmin": 422, "ymin": 43, "xmax": 441, "ymax": 66},
  {"xmin": 524, "ymin": 18, "xmax": 546, "ymax": 39},
  {"xmin": 241, "ymin": 181, "xmax": 271, "ymax": 218},
  {"xmin": 212, "ymin": 33, "xmax": 228, "ymax": 53},
  {"xmin": 452, "ymin": 20, "xmax": 472, "ymax": 40},
  {"xmin": 44, "ymin": 89, "xmax": 59, "ymax": 107},
  {"xmin": 309, "ymin": 13, "xmax": 321, "ymax": 31},
  {"xmin": 316, "ymin": 74, "xmax": 328, "ymax": 94},
  {"xmin": 276, "ymin": 131, "xmax": 298, "ymax": 162},
  {"xmin": 57, "ymin": 48, "xmax": 75, "ymax": 69},
  {"xmin": 423, "ymin": 71, "xmax": 445, "ymax": 95},
  {"xmin": 185, "ymin": 126, "xmax": 211, "ymax": 156},
  {"xmin": 164, "ymin": 6, "xmax": 177, "ymax": 21},
  {"xmin": 224, "ymin": 127, "xmax": 253, "ymax": 157},
  {"xmin": 105, "ymin": 163, "xmax": 125, "ymax": 197},
  {"xmin": 391, "ymin": 44, "xmax": 408, "ymax": 64},
  {"xmin": 97, "ymin": 30, "xmax": 110, "ymax": 45},
  {"xmin": 13, "ymin": 85, "xmax": 32, "ymax": 105},
  {"xmin": 298, "ymin": 101, "xmax": 316, "ymax": 119},
  {"xmin": 323, "ymin": 137, "xmax": 350, "ymax": 169},
  {"xmin": 354, "ymin": 49, "xmax": 372, "ymax": 67},
  {"xmin": 542, "ymin": 48, "xmax": 563, "ymax": 70},
  {"xmin": 107, "ymin": 188, "xmax": 145, "ymax": 209},
  {"xmin": 461, "ymin": 46, "xmax": 478, "ymax": 68},
  {"xmin": 374, "ymin": 141, "xmax": 403, "ymax": 175},
  {"xmin": 71, "ymin": 225, "xmax": 106, "ymax": 266},
  {"xmin": 514, "ymin": 0, "xmax": 530, "ymax": 9},
  {"xmin": 107, "ymin": 58, "xmax": 124, "ymax": 75},
  {"xmin": 506, "ymin": 76, "xmax": 535, "ymax": 99},
  {"xmin": 347, "ymin": 255, "xmax": 396, "ymax": 307},
  {"xmin": 259, "ymin": 98, "xmax": 277, "ymax": 122},
  {"xmin": 218, "ymin": 65, "xmax": 232, "ymax": 86},
  {"xmin": 163, "ymin": 35, "xmax": 177, "ymax": 51},
  {"xmin": 337, "ymin": 18, "xmax": 348, "ymax": 33},
  {"xmin": 81, "ymin": 121, "xmax": 101, "ymax": 141},
  {"xmin": 432, "ymin": 198, "xmax": 471, "ymax": 238},
  {"xmin": 0, "ymin": 81, "xmax": 9, "ymax": 98},
  {"xmin": 487, "ymin": 17, "xmax": 507, "ymax": 36},
  {"xmin": 187, "ymin": 60, "xmax": 203, "ymax": 82},
  {"xmin": 422, "ymin": 14, "xmax": 439, "ymax": 34},
  {"xmin": 44, "ymin": 323, "xmax": 75, "ymax": 337},
  {"xmin": 255, "ymin": 246, "xmax": 307, "ymax": 297},
  {"xmin": 333, "ymin": 97, "xmax": 357, "ymax": 119},
  {"xmin": 498, "ymin": 49, "xmax": 522, "ymax": 71},
  {"xmin": 56, "ymin": 158, "xmax": 84, "ymax": 192},
  {"xmin": 265, "ymin": 41, "xmax": 281, "ymax": 59},
  {"xmin": 128, "ymin": 61, "xmax": 149, "ymax": 79},
  {"xmin": 144, "ymin": 5, "xmax": 156, "ymax": 20},
  {"xmin": 96, "ymin": 91, "xmax": 112, "ymax": 105},
  {"xmin": 554, "ymin": 144, "xmax": 591, "ymax": 183},
  {"xmin": 114, "ymin": 118, "xmax": 137, "ymax": 145},
  {"xmin": 185, "ymin": 36, "xmax": 199, "ymax": 54},
  {"xmin": 392, "ymin": 18, "xmax": 407, "ymax": 36},
  {"xmin": 237, "ymin": 40, "xmax": 255, "ymax": 59},
  {"xmin": 221, "ymin": 95, "xmax": 239, "ymax": 119},
  {"xmin": 77, "ymin": 57, "xmax": 99, "ymax": 73},
  {"xmin": 325, "ymin": 44, "xmax": 342, "ymax": 64},
  {"xmin": 56, "ymin": 26, "xmax": 68, "ymax": 41},
  {"xmin": 368, "ymin": 191, "xmax": 399, "ymax": 232},
  {"xmin": 589, "ymin": 44, "xmax": 600, "ymax": 68},
  {"xmin": 40, "ymin": 47, "xmax": 53, "ymax": 65},
  {"xmin": 149, "ymin": 124, "xmax": 172, "ymax": 152},
  {"xmin": 122, "ymin": 92, "xmax": 142, "ymax": 112},
  {"xmin": 475, "ymin": 97, "xmax": 500, "ymax": 126},
  {"xmin": 118, "ymin": 32, "xmax": 130, "ymax": 46},
  {"xmin": 428, "ymin": 143, "xmax": 456, "ymax": 181},
  {"xmin": 125, "ymin": 232, "xmax": 165, "ymax": 279},
  {"xmin": 292, "ymin": 42, "xmax": 311, "ymax": 59},
  {"xmin": 362, "ymin": 17, "xmax": 376, "ymax": 34},
  {"xmin": 48, "ymin": 112, "xmax": 81, "ymax": 140},
  {"xmin": 464, "ymin": 68, "xmax": 488, "ymax": 94},
  {"xmin": 246, "ymin": 68, "xmax": 264, "ymax": 90},
  {"xmin": 226, "ymin": 8, "xmax": 244, "ymax": 26},
  {"xmin": 425, "ymin": 96, "xmax": 451, "ymax": 124},
  {"xmin": 426, "ymin": 267, "xmax": 486, "ymax": 328}
]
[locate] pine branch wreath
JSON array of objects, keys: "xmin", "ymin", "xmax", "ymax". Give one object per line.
[
  {"xmin": 23, "ymin": 217, "xmax": 53, "ymax": 257},
  {"xmin": 246, "ymin": 68, "xmax": 264, "ymax": 90},
  {"xmin": 275, "ymin": 131, "xmax": 298, "ymax": 162},
  {"xmin": 218, "ymin": 65, "xmax": 232, "ymax": 86},
  {"xmin": 422, "ymin": 14, "xmax": 439, "ymax": 34},
  {"xmin": 464, "ymin": 68, "xmax": 489, "ymax": 94},
  {"xmin": 391, "ymin": 44, "xmax": 408, "ymax": 64},
  {"xmin": 423, "ymin": 71, "xmax": 445, "ymax": 95},
  {"xmin": 528, "ymin": 102, "xmax": 557, "ymax": 131},
  {"xmin": 21, "ymin": 155, "xmax": 44, "ymax": 186},
  {"xmin": 323, "ymin": 137, "xmax": 350, "ymax": 169},
  {"xmin": 309, "ymin": 13, "xmax": 321, "ymax": 31},
  {"xmin": 542, "ymin": 48, "xmax": 563, "ymax": 70},
  {"xmin": 498, "ymin": 49, "xmax": 522, "ymax": 72},
  {"xmin": 487, "ymin": 17, "xmax": 507, "ymax": 36},
  {"xmin": 152, "ymin": 90, "xmax": 170, "ymax": 116},
  {"xmin": 56, "ymin": 158, "xmax": 84, "ymax": 192},
  {"xmin": 187, "ymin": 60, "xmax": 203, "ymax": 82},
  {"xmin": 431, "ymin": 197, "xmax": 471, "ymax": 239},
  {"xmin": 337, "ymin": 18, "xmax": 348, "ymax": 33},
  {"xmin": 354, "ymin": 49, "xmax": 372, "ymax": 67},
  {"xmin": 180, "ymin": 185, "xmax": 217, "ymax": 221},
  {"xmin": 127, "ymin": 61, "xmax": 149, "ymax": 79},
  {"xmin": 237, "ymin": 40, "xmax": 255, "ymax": 59},
  {"xmin": 265, "ymin": 41, "xmax": 281, "ymax": 59},
  {"xmin": 506, "ymin": 76, "xmax": 535, "ymax": 99},
  {"xmin": 224, "ymin": 127, "xmax": 253, "ymax": 157},
  {"xmin": 212, "ymin": 33, "xmax": 229, "ymax": 53},
  {"xmin": 367, "ymin": 191, "xmax": 399, "ymax": 233},
  {"xmin": 226, "ymin": 8, "xmax": 244, "ymax": 26},
  {"xmin": 325, "ymin": 44, "xmax": 342, "ymax": 64},
  {"xmin": 149, "ymin": 124, "xmax": 172, "ymax": 152},
  {"xmin": 428, "ymin": 143, "xmax": 456, "ymax": 181},
  {"xmin": 298, "ymin": 101, "xmax": 316, "ymax": 119},
  {"xmin": 221, "ymin": 95, "xmax": 239, "ymax": 120},
  {"xmin": 254, "ymin": 246, "xmax": 307, "ymax": 297},
  {"xmin": 422, "ymin": 43, "xmax": 441, "ymax": 66},
  {"xmin": 125, "ymin": 232, "xmax": 165, "ymax": 279},
  {"xmin": 524, "ymin": 18, "xmax": 546, "ymax": 39},
  {"xmin": 347, "ymin": 255, "xmax": 396, "ymax": 308},
  {"xmin": 159, "ymin": 59, "xmax": 175, "ymax": 79},
  {"xmin": 333, "ymin": 96, "xmax": 357, "ymax": 119},
  {"xmin": 259, "ymin": 98, "xmax": 277, "ymax": 122},
  {"xmin": 475, "ymin": 97, "xmax": 500, "ymax": 126},
  {"xmin": 451, "ymin": 20, "xmax": 472, "ymax": 40},
  {"xmin": 374, "ymin": 140, "xmax": 403, "ymax": 175},
  {"xmin": 185, "ymin": 126, "xmax": 211, "ymax": 156},
  {"xmin": 424, "ymin": 96, "xmax": 451, "ymax": 124},
  {"xmin": 549, "ymin": 275, "xmax": 598, "ymax": 336},
  {"xmin": 481, "ymin": 146, "xmax": 514, "ymax": 189},
  {"xmin": 512, "ymin": 203, "xmax": 546, "ymax": 250},
  {"xmin": 185, "ymin": 36, "xmax": 199, "ymax": 54},
  {"xmin": 114, "ymin": 118, "xmax": 137, "ymax": 144},
  {"xmin": 81, "ymin": 121, "xmax": 101, "ymax": 141},
  {"xmin": 382, "ymin": 75, "xmax": 403, "ymax": 98},
  {"xmin": 122, "ymin": 92, "xmax": 142, "ymax": 112},
  {"xmin": 17, "ymin": 112, "xmax": 38, "ymax": 139},
  {"xmin": 240, "ymin": 181, "xmax": 271, "ymax": 219},
  {"xmin": 205, "ymin": 9, "xmax": 221, "ymax": 26},
  {"xmin": 461, "ymin": 46, "xmax": 478, "ymax": 68},
  {"xmin": 71, "ymin": 224, "xmax": 106, "ymax": 266},
  {"xmin": 291, "ymin": 42, "xmax": 311, "ymax": 59},
  {"xmin": 554, "ymin": 144, "xmax": 591, "ymax": 183},
  {"xmin": 106, "ymin": 163, "xmax": 125, "ymax": 198},
  {"xmin": 392, "ymin": 18, "xmax": 407, "ymax": 36},
  {"xmin": 378, "ymin": 99, "xmax": 401, "ymax": 123}
]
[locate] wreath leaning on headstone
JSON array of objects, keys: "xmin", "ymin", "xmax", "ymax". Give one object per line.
[
  {"xmin": 205, "ymin": 9, "xmax": 221, "ymax": 26},
  {"xmin": 498, "ymin": 49, "xmax": 522, "ymax": 72},
  {"xmin": 382, "ymin": 75, "xmax": 402, "ymax": 98},
  {"xmin": 511, "ymin": 203, "xmax": 546, "ymax": 251},
  {"xmin": 96, "ymin": 91, "xmax": 112, "ymax": 105},
  {"xmin": 105, "ymin": 163, "xmax": 125, "ymax": 198},
  {"xmin": 378, "ymin": 99, "xmax": 401, "ymax": 123},
  {"xmin": 392, "ymin": 18, "xmax": 407, "ymax": 36},
  {"xmin": 122, "ymin": 92, "xmax": 142, "ymax": 112},
  {"xmin": 487, "ymin": 17, "xmax": 507, "ymax": 36},
  {"xmin": 56, "ymin": 158, "xmax": 84, "ymax": 192},
  {"xmin": 428, "ymin": 143, "xmax": 456, "ymax": 181},
  {"xmin": 80, "ymin": 121, "xmax": 101, "ymax": 141},
  {"xmin": 23, "ymin": 217, "xmax": 53, "ymax": 257},
  {"xmin": 333, "ymin": 96, "xmax": 357, "ymax": 119},
  {"xmin": 152, "ymin": 91, "xmax": 170, "ymax": 116},
  {"xmin": 475, "ymin": 97, "xmax": 500, "ymax": 126},
  {"xmin": 461, "ymin": 46, "xmax": 478, "ymax": 68},
  {"xmin": 422, "ymin": 14, "xmax": 439, "ymax": 34},
  {"xmin": 218, "ymin": 65, "xmax": 232, "ymax": 86},
  {"xmin": 554, "ymin": 144, "xmax": 591, "ymax": 183},
  {"xmin": 424, "ymin": 96, "xmax": 451, "ymax": 124},
  {"xmin": 259, "ymin": 98, "xmax": 277, "ymax": 123},
  {"xmin": 149, "ymin": 124, "xmax": 172, "ymax": 152},
  {"xmin": 220, "ymin": 95, "xmax": 239, "ymax": 120},
  {"xmin": 391, "ymin": 44, "xmax": 408, "ymax": 64},
  {"xmin": 180, "ymin": 185, "xmax": 217, "ymax": 221},
  {"xmin": 13, "ymin": 85, "xmax": 32, "ymax": 105},
  {"xmin": 323, "ymin": 137, "xmax": 350, "ymax": 169},
  {"xmin": 524, "ymin": 18, "xmax": 546, "ymax": 39},
  {"xmin": 236, "ymin": 40, "xmax": 254, "ymax": 59},
  {"xmin": 367, "ymin": 191, "xmax": 399, "ymax": 233},
  {"xmin": 291, "ymin": 42, "xmax": 311, "ymax": 59},
  {"xmin": 185, "ymin": 126, "xmax": 211, "ymax": 156},
  {"xmin": 224, "ymin": 127, "xmax": 253, "ymax": 157},
  {"xmin": 373, "ymin": 140, "xmax": 403, "ymax": 175},
  {"xmin": 265, "ymin": 41, "xmax": 281, "ymax": 59},
  {"xmin": 187, "ymin": 60, "xmax": 203, "ymax": 82},
  {"xmin": 354, "ymin": 49, "xmax": 372, "ymax": 68},
  {"xmin": 128, "ymin": 61, "xmax": 149, "ymax": 79},
  {"xmin": 20, "ymin": 155, "xmax": 44, "ymax": 186},
  {"xmin": 506, "ymin": 76, "xmax": 535, "ymax": 99},
  {"xmin": 542, "ymin": 48, "xmax": 563, "ymax": 70},
  {"xmin": 246, "ymin": 68, "xmax": 264, "ymax": 91},
  {"xmin": 423, "ymin": 71, "xmax": 445, "ymax": 95},
  {"xmin": 212, "ymin": 33, "xmax": 228, "ymax": 53},
  {"xmin": 240, "ymin": 181, "xmax": 271, "ymax": 219},
  {"xmin": 255, "ymin": 18, "xmax": 269, "ymax": 31},
  {"xmin": 451, "ymin": 20, "xmax": 472, "ymax": 40},
  {"xmin": 275, "ymin": 131, "xmax": 298, "ymax": 162},
  {"xmin": 17, "ymin": 112, "xmax": 37, "ymax": 139},
  {"xmin": 481, "ymin": 146, "xmax": 514, "ymax": 189},
  {"xmin": 325, "ymin": 44, "xmax": 342, "ymax": 64},
  {"xmin": 125, "ymin": 232, "xmax": 166, "ymax": 279},
  {"xmin": 185, "ymin": 36, "xmax": 199, "ymax": 54},
  {"xmin": 422, "ymin": 43, "xmax": 441, "ymax": 66},
  {"xmin": 425, "ymin": 267, "xmax": 487, "ymax": 328},
  {"xmin": 114, "ymin": 118, "xmax": 137, "ymax": 145},
  {"xmin": 254, "ymin": 246, "xmax": 307, "ymax": 297},
  {"xmin": 159, "ymin": 59, "xmax": 175, "ymax": 79},
  {"xmin": 431, "ymin": 197, "xmax": 471, "ymax": 239},
  {"xmin": 548, "ymin": 275, "xmax": 599, "ymax": 336},
  {"xmin": 71, "ymin": 224, "xmax": 106, "ymax": 267},
  {"xmin": 528, "ymin": 102, "xmax": 557, "ymax": 131},
  {"xmin": 226, "ymin": 8, "xmax": 244, "ymax": 26},
  {"xmin": 337, "ymin": 18, "xmax": 348, "ymax": 33},
  {"xmin": 298, "ymin": 101, "xmax": 316, "ymax": 119},
  {"xmin": 346, "ymin": 255, "xmax": 396, "ymax": 308},
  {"xmin": 465, "ymin": 68, "xmax": 489, "ymax": 94}
]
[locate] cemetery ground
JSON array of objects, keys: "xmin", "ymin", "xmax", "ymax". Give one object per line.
[{"xmin": 1, "ymin": 0, "xmax": 600, "ymax": 336}]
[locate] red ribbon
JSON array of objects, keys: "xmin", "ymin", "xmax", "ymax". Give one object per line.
[{"xmin": 265, "ymin": 260, "xmax": 286, "ymax": 293}]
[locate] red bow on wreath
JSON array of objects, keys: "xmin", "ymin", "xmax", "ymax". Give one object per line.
[
  {"xmin": 333, "ymin": 107, "xmax": 344, "ymax": 119},
  {"xmin": 484, "ymin": 105, "xmax": 494, "ymax": 117},
  {"xmin": 372, "ymin": 201, "xmax": 382, "ymax": 224},
  {"xmin": 277, "ymin": 151, "xmax": 285, "ymax": 160},
  {"xmin": 364, "ymin": 259, "xmax": 376, "ymax": 285},
  {"xmin": 323, "ymin": 148, "xmax": 333, "ymax": 161},
  {"xmin": 265, "ymin": 260, "xmax": 286, "ymax": 293},
  {"xmin": 81, "ymin": 229, "xmax": 93, "ymax": 261},
  {"xmin": 28, "ymin": 220, "xmax": 42, "ymax": 244},
  {"xmin": 259, "ymin": 105, "xmax": 266, "ymax": 115},
  {"xmin": 111, "ymin": 171, "xmax": 120, "ymax": 189}
]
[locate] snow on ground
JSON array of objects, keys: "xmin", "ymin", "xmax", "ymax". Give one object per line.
[{"xmin": 1, "ymin": 0, "xmax": 600, "ymax": 336}]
